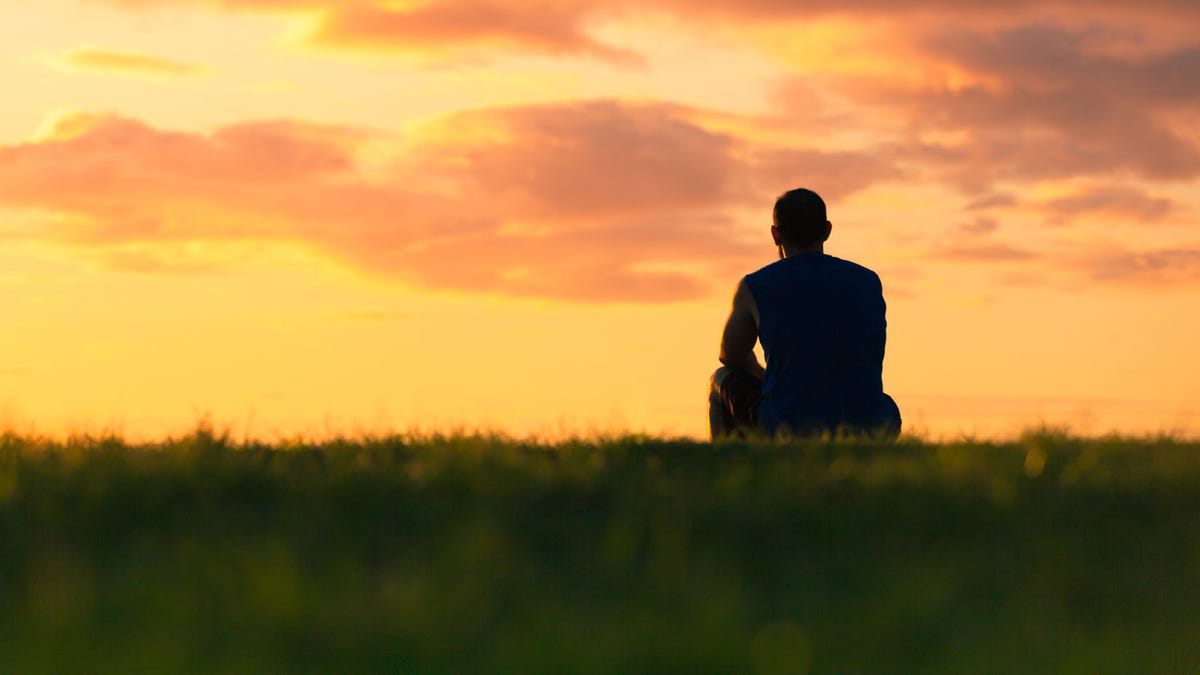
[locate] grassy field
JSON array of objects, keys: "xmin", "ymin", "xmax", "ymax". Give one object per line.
[{"xmin": 3, "ymin": 427, "xmax": 1200, "ymax": 674}]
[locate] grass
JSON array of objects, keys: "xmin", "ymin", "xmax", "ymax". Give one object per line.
[{"xmin": 2, "ymin": 426, "xmax": 1200, "ymax": 673}]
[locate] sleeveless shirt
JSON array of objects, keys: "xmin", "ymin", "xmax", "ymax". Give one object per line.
[{"xmin": 743, "ymin": 253, "xmax": 893, "ymax": 435}]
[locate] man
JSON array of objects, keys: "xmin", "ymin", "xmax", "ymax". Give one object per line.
[{"xmin": 709, "ymin": 188, "xmax": 901, "ymax": 439}]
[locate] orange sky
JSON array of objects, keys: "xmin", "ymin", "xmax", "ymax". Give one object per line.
[{"xmin": 1, "ymin": 0, "xmax": 1198, "ymax": 440}]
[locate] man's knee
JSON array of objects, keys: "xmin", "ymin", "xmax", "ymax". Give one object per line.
[
  {"xmin": 710, "ymin": 366, "xmax": 735, "ymax": 398},
  {"xmin": 880, "ymin": 393, "xmax": 902, "ymax": 439}
]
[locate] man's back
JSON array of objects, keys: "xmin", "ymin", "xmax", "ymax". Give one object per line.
[{"xmin": 743, "ymin": 253, "xmax": 891, "ymax": 435}]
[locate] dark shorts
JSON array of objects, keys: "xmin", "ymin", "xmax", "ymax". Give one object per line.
[
  {"xmin": 714, "ymin": 371, "xmax": 902, "ymax": 439},
  {"xmin": 713, "ymin": 368, "xmax": 763, "ymax": 432}
]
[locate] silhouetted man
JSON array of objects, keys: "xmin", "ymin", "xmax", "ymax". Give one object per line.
[{"xmin": 709, "ymin": 188, "xmax": 901, "ymax": 439}]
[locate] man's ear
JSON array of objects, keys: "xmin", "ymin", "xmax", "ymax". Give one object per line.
[
  {"xmin": 822, "ymin": 221, "xmax": 833, "ymax": 242},
  {"xmin": 771, "ymin": 225, "xmax": 783, "ymax": 246}
]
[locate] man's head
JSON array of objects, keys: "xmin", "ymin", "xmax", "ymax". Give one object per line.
[{"xmin": 772, "ymin": 188, "xmax": 832, "ymax": 253}]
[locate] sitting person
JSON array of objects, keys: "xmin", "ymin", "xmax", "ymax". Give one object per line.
[{"xmin": 709, "ymin": 187, "xmax": 901, "ymax": 439}]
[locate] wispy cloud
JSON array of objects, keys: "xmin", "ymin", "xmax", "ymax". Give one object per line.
[
  {"xmin": 1083, "ymin": 248, "xmax": 1200, "ymax": 286},
  {"xmin": 933, "ymin": 243, "xmax": 1039, "ymax": 263},
  {"xmin": 965, "ymin": 194, "xmax": 1018, "ymax": 211},
  {"xmin": 1037, "ymin": 185, "xmax": 1175, "ymax": 224},
  {"xmin": 928, "ymin": 241, "xmax": 1200, "ymax": 290},
  {"xmin": 310, "ymin": 2, "xmax": 644, "ymax": 64},
  {"xmin": 57, "ymin": 48, "xmax": 203, "ymax": 77},
  {"xmin": 957, "ymin": 217, "xmax": 1001, "ymax": 235}
]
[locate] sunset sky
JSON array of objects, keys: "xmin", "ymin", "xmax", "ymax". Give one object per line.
[{"xmin": 1, "ymin": 0, "xmax": 1198, "ymax": 440}]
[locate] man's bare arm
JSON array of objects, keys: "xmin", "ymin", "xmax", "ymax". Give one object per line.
[{"xmin": 718, "ymin": 279, "xmax": 765, "ymax": 378}]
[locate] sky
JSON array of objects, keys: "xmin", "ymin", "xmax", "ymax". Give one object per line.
[{"xmin": 0, "ymin": 0, "xmax": 1198, "ymax": 440}]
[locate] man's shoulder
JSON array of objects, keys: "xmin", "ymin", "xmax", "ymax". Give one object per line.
[{"xmin": 825, "ymin": 255, "xmax": 882, "ymax": 282}]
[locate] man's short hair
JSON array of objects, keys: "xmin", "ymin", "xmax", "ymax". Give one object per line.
[{"xmin": 773, "ymin": 188, "xmax": 828, "ymax": 247}]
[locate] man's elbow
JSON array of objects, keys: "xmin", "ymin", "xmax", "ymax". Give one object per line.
[
  {"xmin": 719, "ymin": 349, "xmax": 756, "ymax": 371},
  {"xmin": 718, "ymin": 342, "xmax": 745, "ymax": 366}
]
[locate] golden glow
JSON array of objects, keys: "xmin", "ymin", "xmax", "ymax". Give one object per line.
[{"xmin": 749, "ymin": 19, "xmax": 948, "ymax": 87}]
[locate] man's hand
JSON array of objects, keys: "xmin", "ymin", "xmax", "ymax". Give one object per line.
[{"xmin": 719, "ymin": 279, "xmax": 764, "ymax": 378}]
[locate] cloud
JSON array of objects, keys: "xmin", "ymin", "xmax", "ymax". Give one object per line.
[
  {"xmin": 83, "ymin": 0, "xmax": 1200, "ymax": 65},
  {"xmin": 931, "ymin": 241, "xmax": 1200, "ymax": 289},
  {"xmin": 1083, "ymin": 248, "xmax": 1200, "ymax": 286},
  {"xmin": 310, "ymin": 2, "xmax": 643, "ymax": 64},
  {"xmin": 419, "ymin": 101, "xmax": 741, "ymax": 220},
  {"xmin": 0, "ymin": 102, "xmax": 894, "ymax": 301},
  {"xmin": 57, "ymin": 48, "xmax": 202, "ymax": 77},
  {"xmin": 1037, "ymin": 185, "xmax": 1175, "ymax": 223},
  {"xmin": 957, "ymin": 216, "xmax": 1000, "ymax": 234},
  {"xmin": 929, "ymin": 24, "xmax": 1200, "ymax": 107},
  {"xmin": 0, "ymin": 111, "xmax": 452, "ymax": 255},
  {"xmin": 933, "ymin": 243, "xmax": 1039, "ymax": 262},
  {"xmin": 879, "ymin": 87, "xmax": 1200, "ymax": 190},
  {"xmin": 748, "ymin": 148, "xmax": 902, "ymax": 202},
  {"xmin": 86, "ymin": 0, "xmax": 640, "ymax": 63},
  {"xmin": 965, "ymin": 193, "xmax": 1017, "ymax": 211},
  {"xmin": 779, "ymin": 21, "xmax": 1200, "ymax": 208}
]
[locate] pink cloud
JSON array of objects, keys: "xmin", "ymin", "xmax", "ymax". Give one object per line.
[
  {"xmin": 0, "ymin": 103, "xmax": 894, "ymax": 301},
  {"xmin": 420, "ymin": 101, "xmax": 741, "ymax": 221},
  {"xmin": 750, "ymin": 148, "xmax": 902, "ymax": 202},
  {"xmin": 795, "ymin": 22, "xmax": 1200, "ymax": 211},
  {"xmin": 0, "ymin": 112, "xmax": 454, "ymax": 251},
  {"xmin": 312, "ymin": 2, "xmax": 642, "ymax": 64},
  {"xmin": 87, "ymin": 0, "xmax": 1200, "ymax": 63}
]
